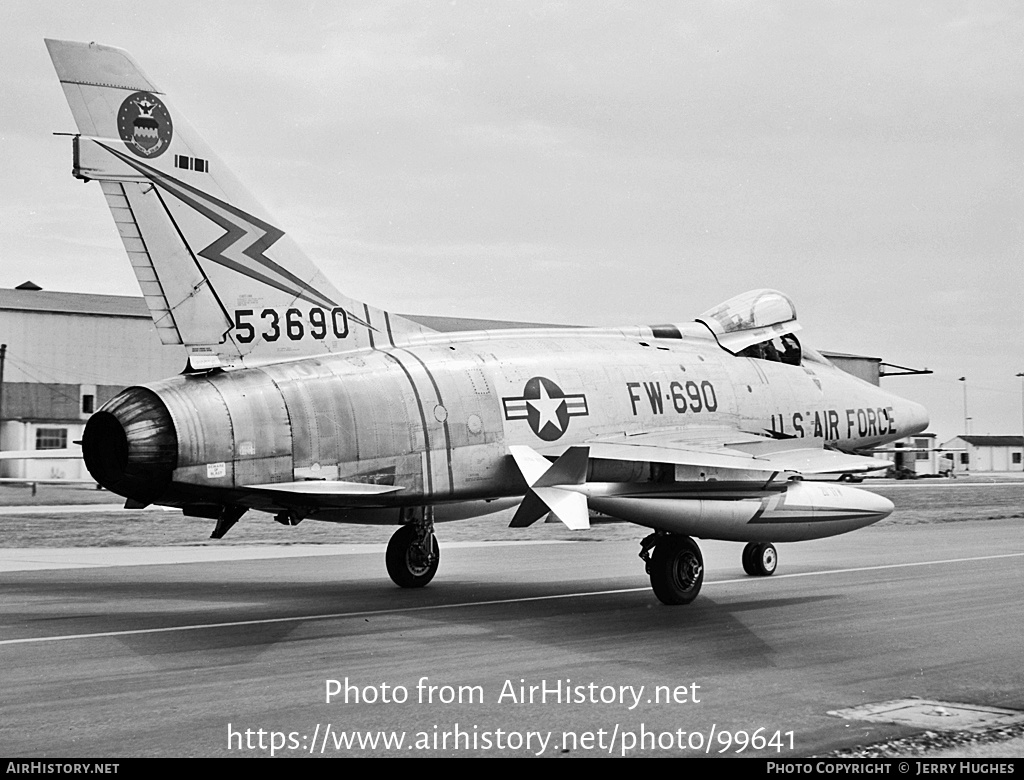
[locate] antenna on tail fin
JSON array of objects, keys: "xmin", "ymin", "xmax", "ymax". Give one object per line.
[{"xmin": 46, "ymin": 39, "xmax": 432, "ymax": 370}]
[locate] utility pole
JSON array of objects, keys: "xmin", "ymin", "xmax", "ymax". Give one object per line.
[
  {"xmin": 1017, "ymin": 372, "xmax": 1024, "ymax": 472},
  {"xmin": 0, "ymin": 343, "xmax": 5, "ymax": 436},
  {"xmin": 958, "ymin": 376, "xmax": 969, "ymax": 435}
]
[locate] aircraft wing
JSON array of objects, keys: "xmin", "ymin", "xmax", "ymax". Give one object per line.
[
  {"xmin": 867, "ymin": 446, "xmax": 964, "ymax": 453},
  {"xmin": 547, "ymin": 427, "xmax": 891, "ymax": 476},
  {"xmin": 723, "ymin": 439, "xmax": 892, "ymax": 475},
  {"xmin": 244, "ymin": 481, "xmax": 405, "ymax": 496},
  {"xmin": 584, "ymin": 428, "xmax": 777, "ymax": 474},
  {"xmin": 0, "ymin": 449, "xmax": 83, "ymax": 460},
  {"xmin": 0, "ymin": 478, "xmax": 97, "ymax": 485}
]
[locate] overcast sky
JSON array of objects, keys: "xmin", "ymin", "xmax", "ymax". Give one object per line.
[{"xmin": 2, "ymin": 1, "xmax": 1022, "ymax": 443}]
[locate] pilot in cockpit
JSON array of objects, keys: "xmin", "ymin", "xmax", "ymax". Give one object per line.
[
  {"xmin": 737, "ymin": 334, "xmax": 801, "ymax": 366},
  {"xmin": 779, "ymin": 333, "xmax": 801, "ymax": 366}
]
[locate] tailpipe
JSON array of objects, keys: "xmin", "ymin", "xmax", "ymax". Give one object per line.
[{"xmin": 82, "ymin": 386, "xmax": 177, "ymax": 503}]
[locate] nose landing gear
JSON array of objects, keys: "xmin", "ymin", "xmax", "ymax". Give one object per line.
[
  {"xmin": 742, "ymin": 541, "xmax": 777, "ymax": 576},
  {"xmin": 638, "ymin": 535, "xmax": 780, "ymax": 604}
]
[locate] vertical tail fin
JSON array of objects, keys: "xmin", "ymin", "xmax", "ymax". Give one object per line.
[{"xmin": 46, "ymin": 39, "xmax": 432, "ymax": 370}]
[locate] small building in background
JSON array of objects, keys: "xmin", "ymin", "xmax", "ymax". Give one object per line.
[
  {"xmin": 0, "ymin": 285, "xmax": 185, "ymax": 481},
  {"xmin": 881, "ymin": 432, "xmax": 944, "ymax": 476},
  {"xmin": 940, "ymin": 435, "xmax": 1024, "ymax": 474}
]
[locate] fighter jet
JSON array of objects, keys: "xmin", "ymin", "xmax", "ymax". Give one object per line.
[{"xmin": 46, "ymin": 39, "xmax": 928, "ymax": 605}]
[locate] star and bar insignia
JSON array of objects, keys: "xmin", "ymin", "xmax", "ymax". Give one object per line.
[{"xmin": 502, "ymin": 376, "xmax": 589, "ymax": 441}]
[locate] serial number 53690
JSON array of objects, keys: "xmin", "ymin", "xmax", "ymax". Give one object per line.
[{"xmin": 233, "ymin": 307, "xmax": 349, "ymax": 344}]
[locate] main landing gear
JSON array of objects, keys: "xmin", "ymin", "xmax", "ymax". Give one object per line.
[
  {"xmin": 638, "ymin": 535, "xmax": 780, "ymax": 604},
  {"xmin": 742, "ymin": 542, "xmax": 778, "ymax": 577},
  {"xmin": 639, "ymin": 533, "xmax": 704, "ymax": 605},
  {"xmin": 386, "ymin": 508, "xmax": 439, "ymax": 588}
]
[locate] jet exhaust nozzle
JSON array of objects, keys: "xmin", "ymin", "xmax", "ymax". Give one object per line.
[{"xmin": 82, "ymin": 386, "xmax": 177, "ymax": 503}]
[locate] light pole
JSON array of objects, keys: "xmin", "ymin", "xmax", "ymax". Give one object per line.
[
  {"xmin": 958, "ymin": 376, "xmax": 968, "ymax": 435},
  {"xmin": 1017, "ymin": 372, "xmax": 1024, "ymax": 472},
  {"xmin": 0, "ymin": 343, "xmax": 5, "ymax": 442}
]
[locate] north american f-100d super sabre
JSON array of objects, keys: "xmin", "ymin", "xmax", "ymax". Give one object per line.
[{"xmin": 46, "ymin": 39, "xmax": 927, "ymax": 605}]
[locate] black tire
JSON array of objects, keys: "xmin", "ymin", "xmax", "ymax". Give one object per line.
[
  {"xmin": 649, "ymin": 535, "xmax": 704, "ymax": 605},
  {"xmin": 749, "ymin": 542, "xmax": 777, "ymax": 576},
  {"xmin": 386, "ymin": 524, "xmax": 439, "ymax": 588},
  {"xmin": 741, "ymin": 541, "xmax": 758, "ymax": 575}
]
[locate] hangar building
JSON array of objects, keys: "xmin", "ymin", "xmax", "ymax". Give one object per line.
[{"xmin": 0, "ymin": 285, "xmax": 184, "ymax": 481}]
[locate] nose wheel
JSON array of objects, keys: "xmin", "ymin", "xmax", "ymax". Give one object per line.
[{"xmin": 742, "ymin": 542, "xmax": 777, "ymax": 576}]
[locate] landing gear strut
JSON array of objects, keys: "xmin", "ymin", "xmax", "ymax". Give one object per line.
[
  {"xmin": 640, "ymin": 532, "xmax": 704, "ymax": 605},
  {"xmin": 386, "ymin": 508, "xmax": 439, "ymax": 588},
  {"xmin": 210, "ymin": 504, "xmax": 246, "ymax": 539},
  {"xmin": 742, "ymin": 542, "xmax": 777, "ymax": 576}
]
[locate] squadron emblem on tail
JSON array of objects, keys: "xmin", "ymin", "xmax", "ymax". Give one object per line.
[{"xmin": 117, "ymin": 92, "xmax": 172, "ymax": 158}]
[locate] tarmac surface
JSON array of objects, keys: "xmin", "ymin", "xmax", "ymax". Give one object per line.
[{"xmin": 1, "ymin": 503, "xmax": 1021, "ymax": 758}]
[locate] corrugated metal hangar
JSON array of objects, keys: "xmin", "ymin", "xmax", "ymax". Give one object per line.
[{"xmin": 0, "ymin": 285, "xmax": 184, "ymax": 480}]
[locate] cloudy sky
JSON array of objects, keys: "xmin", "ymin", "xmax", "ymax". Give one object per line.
[{"xmin": 2, "ymin": 1, "xmax": 1022, "ymax": 443}]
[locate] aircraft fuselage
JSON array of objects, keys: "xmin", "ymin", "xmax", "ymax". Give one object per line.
[{"xmin": 86, "ymin": 325, "xmax": 926, "ymax": 533}]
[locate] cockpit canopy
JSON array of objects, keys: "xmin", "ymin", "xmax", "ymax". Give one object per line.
[{"xmin": 696, "ymin": 289, "xmax": 803, "ymax": 364}]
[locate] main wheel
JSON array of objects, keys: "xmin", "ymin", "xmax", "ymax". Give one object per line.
[
  {"xmin": 386, "ymin": 524, "xmax": 439, "ymax": 588},
  {"xmin": 649, "ymin": 535, "xmax": 704, "ymax": 605},
  {"xmin": 742, "ymin": 541, "xmax": 758, "ymax": 575},
  {"xmin": 749, "ymin": 542, "xmax": 777, "ymax": 576}
]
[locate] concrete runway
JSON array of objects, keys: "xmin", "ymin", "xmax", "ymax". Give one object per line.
[{"xmin": 1, "ymin": 518, "xmax": 1021, "ymax": 757}]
